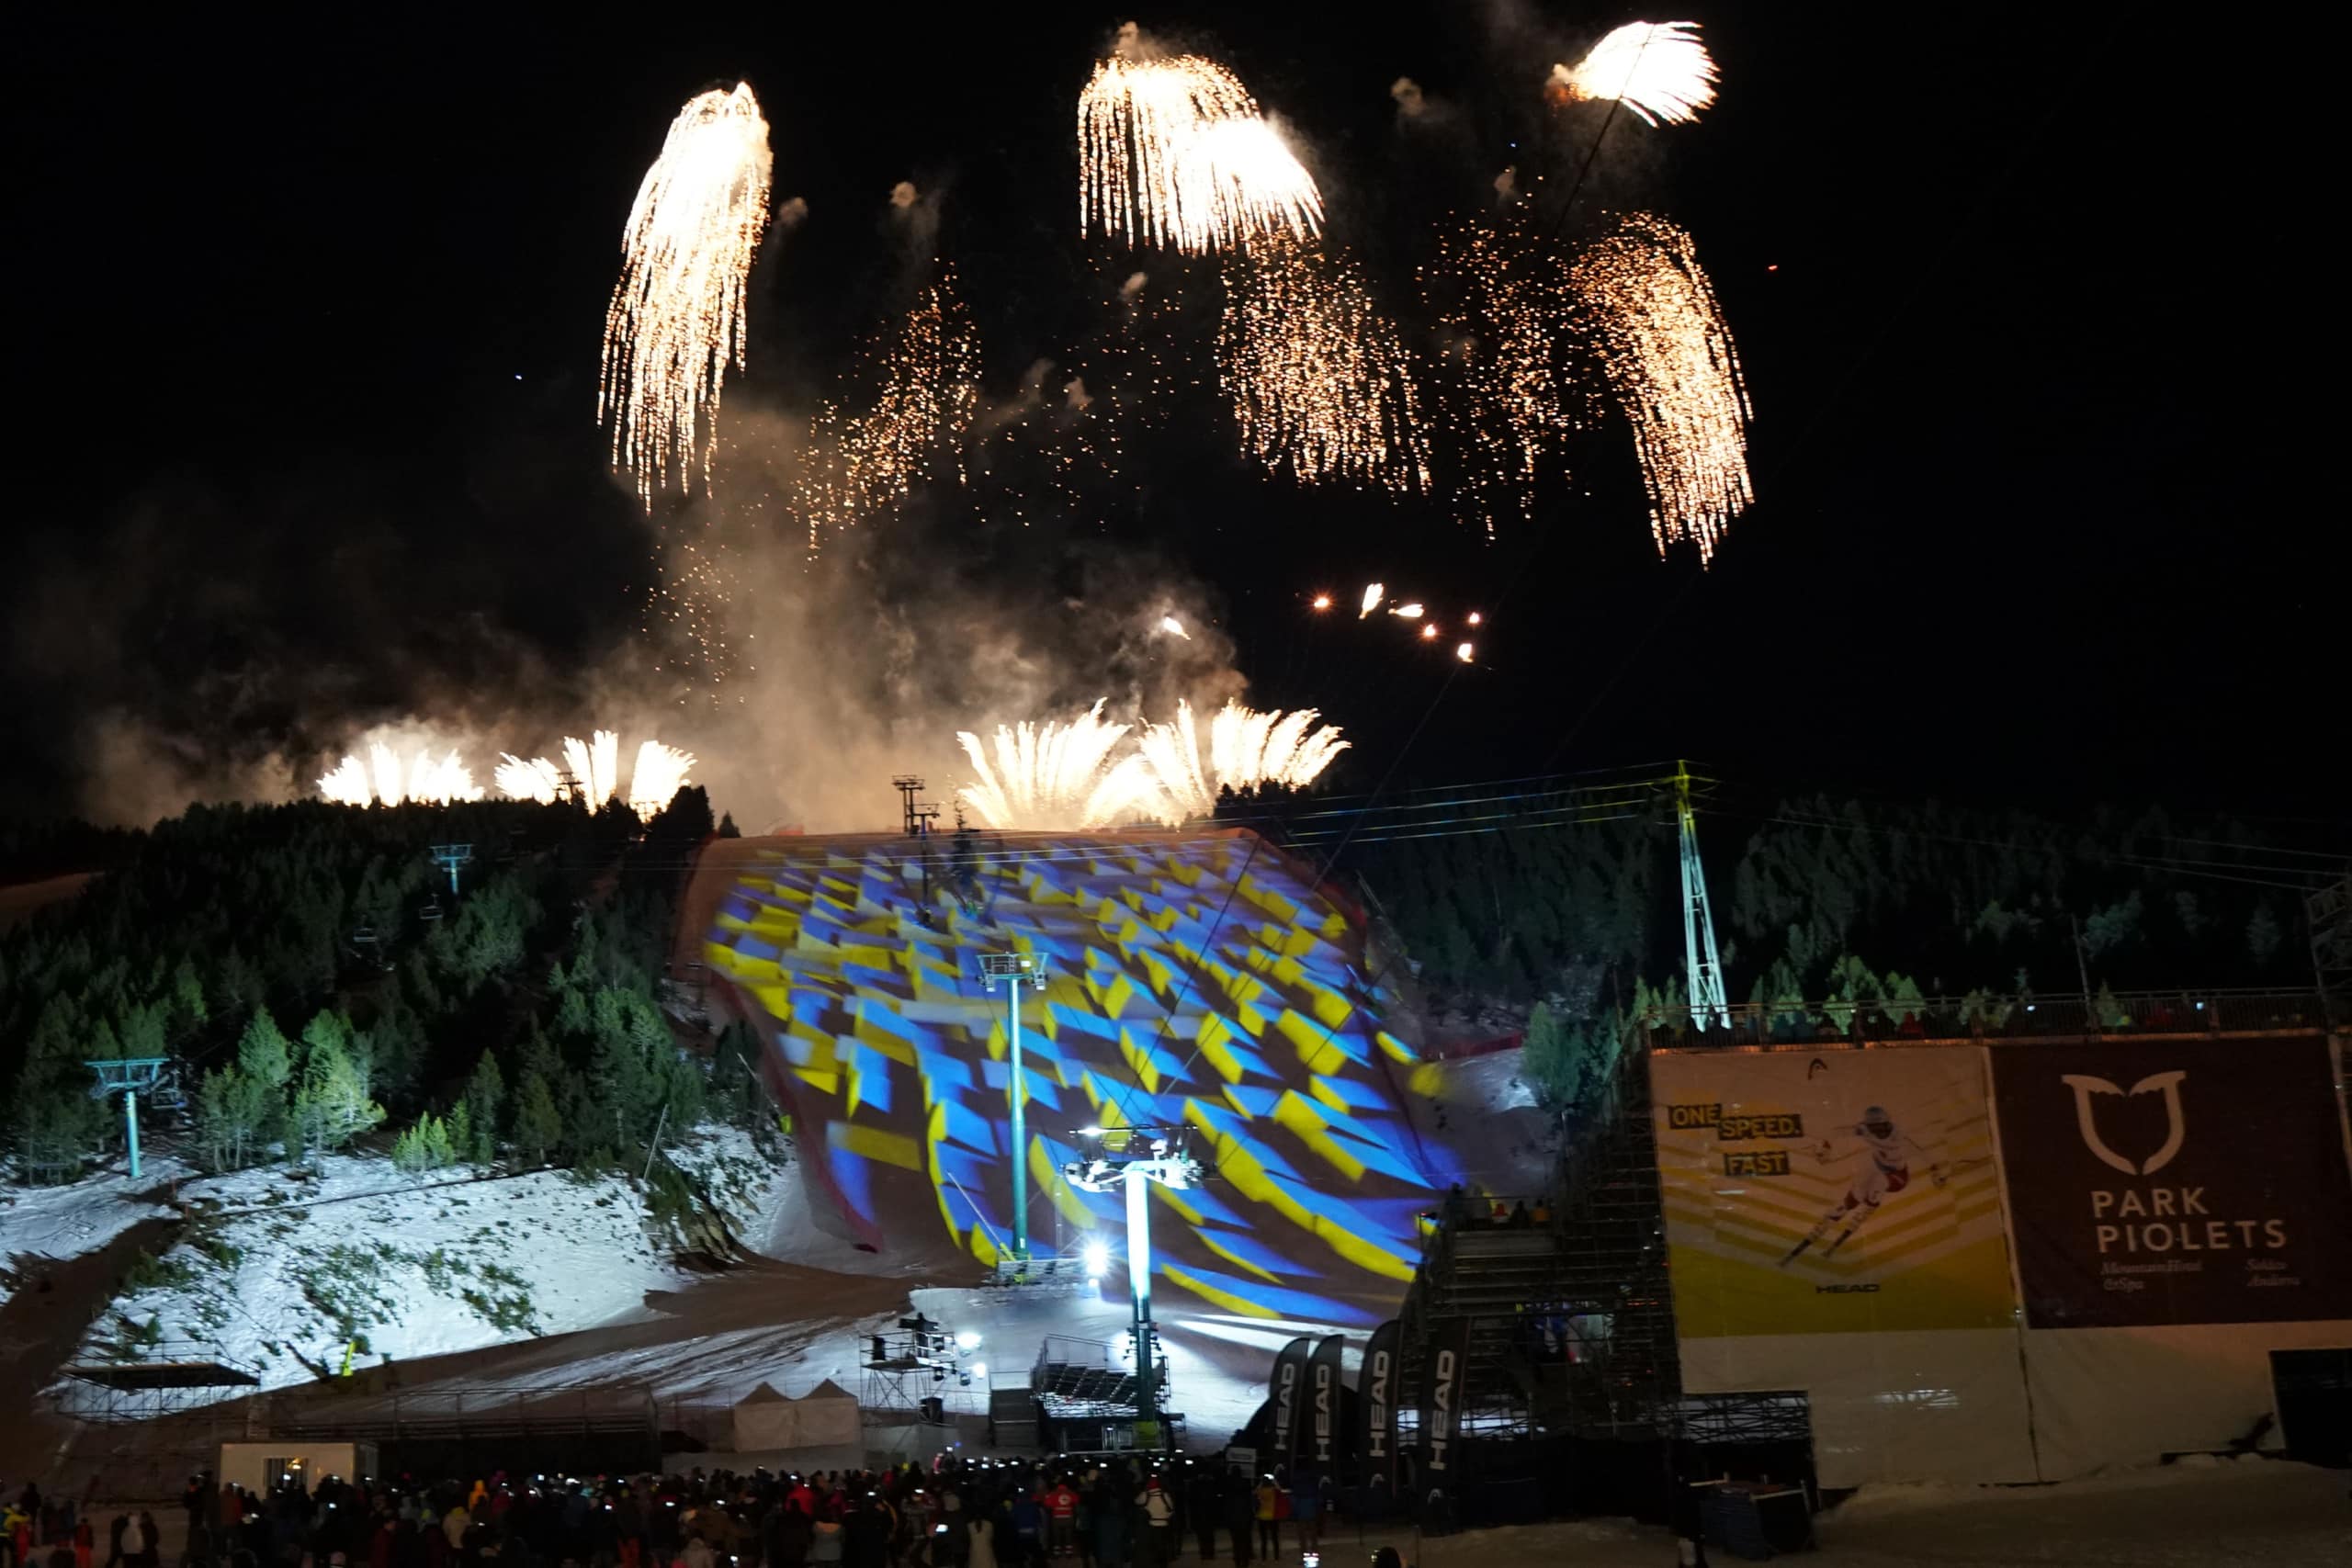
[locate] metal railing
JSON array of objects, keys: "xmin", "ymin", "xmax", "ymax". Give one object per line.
[{"xmin": 1635, "ymin": 987, "xmax": 2337, "ymax": 1050}]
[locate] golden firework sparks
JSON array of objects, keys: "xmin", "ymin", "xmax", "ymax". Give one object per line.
[
  {"xmin": 1567, "ymin": 213, "xmax": 1752, "ymax": 562},
  {"xmin": 1360, "ymin": 582, "xmax": 1385, "ymax": 616},
  {"xmin": 1455, "ymin": 641, "xmax": 1476, "ymax": 662},
  {"xmin": 1548, "ymin": 21, "xmax": 1719, "ymax": 128},
  {"xmin": 599, "ymin": 84, "xmax": 774, "ymax": 503},
  {"xmin": 1217, "ymin": 235, "xmax": 1430, "ymax": 492},
  {"xmin": 1079, "ymin": 47, "xmax": 1321, "ymax": 254},
  {"xmin": 1424, "ymin": 213, "xmax": 1593, "ymax": 537},
  {"xmin": 795, "ymin": 268, "xmax": 981, "ymax": 548}
]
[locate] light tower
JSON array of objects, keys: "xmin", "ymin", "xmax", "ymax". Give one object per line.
[
  {"xmin": 1671, "ymin": 759, "xmax": 1730, "ymax": 1029},
  {"xmin": 1064, "ymin": 1125, "xmax": 1204, "ymax": 1445},
  {"xmin": 979, "ymin": 951, "xmax": 1047, "ymax": 1269}
]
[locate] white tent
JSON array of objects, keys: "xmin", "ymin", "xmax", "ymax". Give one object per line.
[{"xmin": 731, "ymin": 1378, "xmax": 861, "ymax": 1452}]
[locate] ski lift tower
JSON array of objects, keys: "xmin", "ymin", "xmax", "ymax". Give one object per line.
[
  {"xmin": 1063, "ymin": 1125, "xmax": 1204, "ymax": 1445},
  {"xmin": 429, "ymin": 842, "xmax": 473, "ymax": 897},
  {"xmin": 87, "ymin": 1056, "xmax": 170, "ymax": 1179},
  {"xmin": 979, "ymin": 952, "xmax": 1047, "ymax": 1270}
]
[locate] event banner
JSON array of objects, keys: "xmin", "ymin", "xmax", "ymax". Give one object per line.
[
  {"xmin": 1266, "ymin": 1335, "xmax": 1312, "ymax": 1466},
  {"xmin": 1651, "ymin": 1047, "xmax": 2018, "ymax": 1337},
  {"xmin": 1989, "ymin": 1036, "xmax": 2352, "ymax": 1328},
  {"xmin": 1419, "ymin": 1316, "xmax": 1470, "ymax": 1486},
  {"xmin": 1303, "ymin": 1333, "xmax": 1346, "ymax": 1472},
  {"xmin": 1357, "ymin": 1319, "xmax": 1401, "ymax": 1491}
]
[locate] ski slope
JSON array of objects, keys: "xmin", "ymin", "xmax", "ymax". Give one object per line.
[{"xmin": 692, "ymin": 829, "xmax": 1534, "ymax": 1331}]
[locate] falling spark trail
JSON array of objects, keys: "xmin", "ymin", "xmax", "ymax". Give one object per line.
[
  {"xmin": 1218, "ymin": 235, "xmax": 1430, "ymax": 492},
  {"xmin": 1424, "ymin": 213, "xmax": 1590, "ymax": 537},
  {"xmin": 1548, "ymin": 21, "xmax": 1719, "ymax": 128},
  {"xmin": 1568, "ymin": 213, "xmax": 1752, "ymax": 561},
  {"xmin": 1360, "ymin": 583, "xmax": 1385, "ymax": 617},
  {"xmin": 1159, "ymin": 615, "xmax": 1191, "ymax": 639},
  {"xmin": 600, "ymin": 84, "xmax": 773, "ymax": 502},
  {"xmin": 795, "ymin": 269, "xmax": 980, "ymax": 549}
]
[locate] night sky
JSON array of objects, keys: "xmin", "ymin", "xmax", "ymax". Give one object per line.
[{"xmin": 9, "ymin": 6, "xmax": 2334, "ymax": 823}]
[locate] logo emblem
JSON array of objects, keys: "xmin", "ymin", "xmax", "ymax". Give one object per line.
[{"xmin": 2060, "ymin": 1071, "xmax": 2188, "ymax": 1175}]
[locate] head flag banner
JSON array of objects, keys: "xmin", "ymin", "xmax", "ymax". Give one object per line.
[
  {"xmin": 1419, "ymin": 1317, "xmax": 1471, "ymax": 1486},
  {"xmin": 1266, "ymin": 1335, "xmax": 1314, "ymax": 1466},
  {"xmin": 1357, "ymin": 1319, "xmax": 1402, "ymax": 1489},
  {"xmin": 1304, "ymin": 1333, "xmax": 1347, "ymax": 1472}
]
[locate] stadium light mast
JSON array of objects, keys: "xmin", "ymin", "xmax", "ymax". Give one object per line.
[
  {"xmin": 1065, "ymin": 1126, "xmax": 1202, "ymax": 1444},
  {"xmin": 979, "ymin": 952, "xmax": 1047, "ymax": 1267},
  {"xmin": 1672, "ymin": 760, "xmax": 1730, "ymax": 1029}
]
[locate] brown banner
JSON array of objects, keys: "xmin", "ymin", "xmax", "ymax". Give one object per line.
[{"xmin": 1989, "ymin": 1036, "xmax": 2352, "ymax": 1328}]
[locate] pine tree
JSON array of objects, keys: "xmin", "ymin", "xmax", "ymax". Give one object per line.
[
  {"xmin": 462, "ymin": 1051, "xmax": 503, "ymax": 1162},
  {"xmin": 197, "ymin": 1066, "xmax": 272, "ymax": 1171},
  {"xmin": 170, "ymin": 958, "xmax": 209, "ymax": 1035},
  {"xmin": 1522, "ymin": 1002, "xmax": 1577, "ymax": 1107},
  {"xmin": 237, "ymin": 1009, "xmax": 294, "ymax": 1095},
  {"xmin": 293, "ymin": 1032, "xmax": 385, "ymax": 1155},
  {"xmin": 513, "ymin": 1070, "xmax": 562, "ymax": 1166},
  {"xmin": 392, "ymin": 1113, "xmax": 457, "ymax": 1173}
]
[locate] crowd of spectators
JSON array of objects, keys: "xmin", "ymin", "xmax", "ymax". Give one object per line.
[{"xmin": 23, "ymin": 1454, "xmax": 1389, "ymax": 1568}]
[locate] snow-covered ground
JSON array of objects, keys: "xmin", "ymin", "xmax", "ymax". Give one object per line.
[
  {"xmin": 52, "ymin": 1126, "xmax": 801, "ymax": 1402},
  {"xmin": 1, "ymin": 1158, "xmax": 188, "ymax": 1307}
]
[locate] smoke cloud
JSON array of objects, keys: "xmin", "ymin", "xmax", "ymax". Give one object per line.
[{"xmin": 639, "ymin": 396, "xmax": 1247, "ymax": 832}]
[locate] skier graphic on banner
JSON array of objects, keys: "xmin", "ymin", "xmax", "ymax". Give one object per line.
[{"xmin": 1781, "ymin": 1101, "xmax": 1950, "ymax": 1265}]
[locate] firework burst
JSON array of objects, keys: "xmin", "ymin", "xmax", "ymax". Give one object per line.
[
  {"xmin": 1079, "ymin": 47, "xmax": 1320, "ymax": 254},
  {"xmin": 955, "ymin": 701, "xmax": 1159, "ymax": 831},
  {"xmin": 321, "ymin": 743, "xmax": 485, "ymax": 807},
  {"xmin": 496, "ymin": 730, "xmax": 696, "ymax": 816},
  {"xmin": 599, "ymin": 84, "xmax": 774, "ymax": 503},
  {"xmin": 1567, "ymin": 213, "xmax": 1752, "ymax": 561},
  {"xmin": 1136, "ymin": 700, "xmax": 1349, "ymax": 820},
  {"xmin": 1548, "ymin": 21, "xmax": 1719, "ymax": 128},
  {"xmin": 493, "ymin": 754, "xmax": 564, "ymax": 804},
  {"xmin": 1218, "ymin": 235, "xmax": 1430, "ymax": 492}
]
